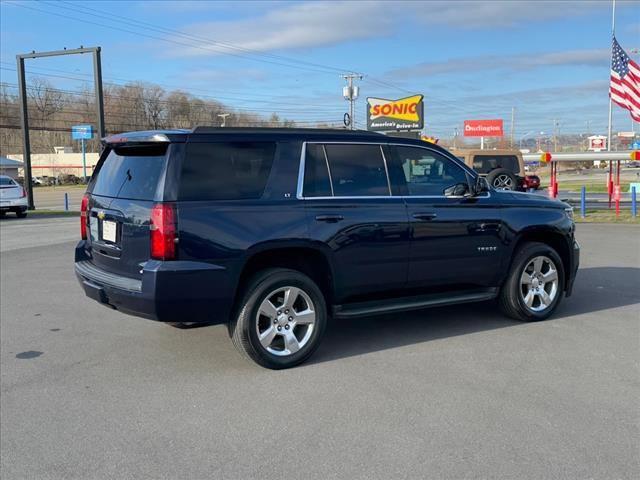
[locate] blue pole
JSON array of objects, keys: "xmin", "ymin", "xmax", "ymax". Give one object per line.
[
  {"xmin": 64, "ymin": 192, "xmax": 69, "ymax": 211},
  {"xmin": 632, "ymin": 186, "xmax": 637, "ymax": 218},
  {"xmin": 81, "ymin": 138, "xmax": 87, "ymax": 181},
  {"xmin": 580, "ymin": 185, "xmax": 586, "ymax": 218}
]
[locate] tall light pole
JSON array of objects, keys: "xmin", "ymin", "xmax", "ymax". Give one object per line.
[
  {"xmin": 552, "ymin": 119, "xmax": 561, "ymax": 152},
  {"xmin": 217, "ymin": 113, "xmax": 230, "ymax": 127},
  {"xmin": 510, "ymin": 107, "xmax": 515, "ymax": 148},
  {"xmin": 342, "ymin": 73, "xmax": 363, "ymax": 130}
]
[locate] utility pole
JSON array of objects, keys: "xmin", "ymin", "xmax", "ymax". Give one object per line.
[
  {"xmin": 510, "ymin": 107, "xmax": 515, "ymax": 148},
  {"xmin": 552, "ymin": 118, "xmax": 561, "ymax": 152},
  {"xmin": 342, "ymin": 73, "xmax": 363, "ymax": 130},
  {"xmin": 217, "ymin": 113, "xmax": 230, "ymax": 127}
]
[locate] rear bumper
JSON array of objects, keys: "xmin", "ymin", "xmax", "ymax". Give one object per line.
[
  {"xmin": 0, "ymin": 197, "xmax": 27, "ymax": 211},
  {"xmin": 74, "ymin": 242, "xmax": 234, "ymax": 324}
]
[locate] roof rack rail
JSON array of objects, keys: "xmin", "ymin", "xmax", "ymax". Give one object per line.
[{"xmin": 191, "ymin": 126, "xmax": 384, "ymax": 135}]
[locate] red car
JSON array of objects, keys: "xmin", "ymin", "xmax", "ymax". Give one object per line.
[{"xmin": 523, "ymin": 175, "xmax": 540, "ymax": 190}]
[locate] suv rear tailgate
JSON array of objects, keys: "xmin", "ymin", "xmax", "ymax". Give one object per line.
[{"xmin": 84, "ymin": 144, "xmax": 169, "ymax": 279}]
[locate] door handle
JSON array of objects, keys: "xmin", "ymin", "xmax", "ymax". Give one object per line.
[
  {"xmin": 315, "ymin": 214, "xmax": 344, "ymax": 223},
  {"xmin": 412, "ymin": 213, "xmax": 438, "ymax": 221}
]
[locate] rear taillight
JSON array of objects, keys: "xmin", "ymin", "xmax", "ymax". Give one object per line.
[
  {"xmin": 150, "ymin": 203, "xmax": 177, "ymax": 260},
  {"xmin": 20, "ymin": 187, "xmax": 26, "ymax": 198},
  {"xmin": 80, "ymin": 193, "xmax": 90, "ymax": 240}
]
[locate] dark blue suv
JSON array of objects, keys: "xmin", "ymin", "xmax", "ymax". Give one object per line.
[{"xmin": 75, "ymin": 127, "xmax": 579, "ymax": 368}]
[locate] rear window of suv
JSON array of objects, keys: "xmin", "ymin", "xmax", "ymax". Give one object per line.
[
  {"xmin": 472, "ymin": 155, "xmax": 520, "ymax": 174},
  {"xmin": 180, "ymin": 142, "xmax": 276, "ymax": 201},
  {"xmin": 91, "ymin": 145, "xmax": 167, "ymax": 200}
]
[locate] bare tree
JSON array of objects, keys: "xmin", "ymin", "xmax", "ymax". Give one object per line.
[
  {"xmin": 142, "ymin": 84, "xmax": 165, "ymax": 129},
  {"xmin": 28, "ymin": 77, "xmax": 66, "ymax": 128}
]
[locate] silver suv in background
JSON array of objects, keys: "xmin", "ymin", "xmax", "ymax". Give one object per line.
[{"xmin": 0, "ymin": 175, "xmax": 28, "ymax": 218}]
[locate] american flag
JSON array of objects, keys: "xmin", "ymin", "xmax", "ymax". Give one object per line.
[{"xmin": 610, "ymin": 36, "xmax": 640, "ymax": 123}]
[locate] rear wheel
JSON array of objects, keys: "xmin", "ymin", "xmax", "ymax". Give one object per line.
[
  {"xmin": 487, "ymin": 168, "xmax": 517, "ymax": 190},
  {"xmin": 499, "ymin": 242, "xmax": 564, "ymax": 321},
  {"xmin": 229, "ymin": 268, "xmax": 327, "ymax": 369},
  {"xmin": 15, "ymin": 210, "xmax": 27, "ymax": 218}
]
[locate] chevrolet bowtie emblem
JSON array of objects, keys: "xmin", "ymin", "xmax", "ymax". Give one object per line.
[{"xmin": 97, "ymin": 211, "xmax": 105, "ymax": 220}]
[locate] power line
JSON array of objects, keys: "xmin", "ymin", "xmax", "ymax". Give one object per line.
[
  {"xmin": 4, "ymin": 0, "xmax": 414, "ymax": 96},
  {"xmin": 51, "ymin": 0, "xmax": 352, "ymax": 76},
  {"xmin": 4, "ymin": 1, "xmax": 344, "ymax": 76},
  {"xmin": 0, "ymin": 66, "xmax": 345, "ymax": 111}
]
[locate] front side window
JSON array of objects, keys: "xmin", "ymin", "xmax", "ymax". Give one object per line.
[
  {"xmin": 180, "ymin": 142, "xmax": 276, "ymax": 201},
  {"xmin": 472, "ymin": 155, "xmax": 520, "ymax": 174},
  {"xmin": 394, "ymin": 146, "xmax": 468, "ymax": 196},
  {"xmin": 323, "ymin": 144, "xmax": 389, "ymax": 197}
]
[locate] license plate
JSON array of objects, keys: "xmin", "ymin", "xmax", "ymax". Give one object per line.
[{"xmin": 102, "ymin": 220, "xmax": 117, "ymax": 243}]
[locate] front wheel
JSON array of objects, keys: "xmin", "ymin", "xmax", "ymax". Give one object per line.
[
  {"xmin": 499, "ymin": 242, "xmax": 564, "ymax": 321},
  {"xmin": 229, "ymin": 268, "xmax": 327, "ymax": 369}
]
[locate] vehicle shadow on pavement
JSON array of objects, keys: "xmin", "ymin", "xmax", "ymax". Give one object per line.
[{"xmin": 308, "ymin": 266, "xmax": 639, "ymax": 365}]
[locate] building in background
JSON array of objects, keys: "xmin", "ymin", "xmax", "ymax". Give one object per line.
[
  {"xmin": 0, "ymin": 156, "xmax": 23, "ymax": 179},
  {"xmin": 6, "ymin": 149, "xmax": 100, "ymax": 178}
]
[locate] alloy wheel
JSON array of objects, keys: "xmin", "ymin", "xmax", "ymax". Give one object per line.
[
  {"xmin": 519, "ymin": 255, "xmax": 559, "ymax": 312},
  {"xmin": 255, "ymin": 286, "xmax": 316, "ymax": 356},
  {"xmin": 493, "ymin": 174, "xmax": 514, "ymax": 190}
]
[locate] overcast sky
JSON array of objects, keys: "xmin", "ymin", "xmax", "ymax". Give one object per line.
[{"xmin": 1, "ymin": 0, "xmax": 639, "ymax": 137}]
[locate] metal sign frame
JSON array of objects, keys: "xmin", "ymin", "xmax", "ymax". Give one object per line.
[{"xmin": 16, "ymin": 47, "xmax": 104, "ymax": 209}]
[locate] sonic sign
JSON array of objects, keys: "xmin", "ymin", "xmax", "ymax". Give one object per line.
[{"xmin": 367, "ymin": 95, "xmax": 424, "ymax": 131}]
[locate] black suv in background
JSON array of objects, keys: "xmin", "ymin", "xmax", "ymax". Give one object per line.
[{"xmin": 75, "ymin": 128, "xmax": 579, "ymax": 369}]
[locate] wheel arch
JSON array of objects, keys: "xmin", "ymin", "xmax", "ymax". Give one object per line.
[
  {"xmin": 509, "ymin": 227, "xmax": 572, "ymax": 291},
  {"xmin": 233, "ymin": 242, "xmax": 336, "ymax": 313}
]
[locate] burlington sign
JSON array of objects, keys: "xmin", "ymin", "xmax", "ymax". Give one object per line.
[
  {"xmin": 463, "ymin": 119, "xmax": 504, "ymax": 137},
  {"xmin": 367, "ymin": 95, "xmax": 424, "ymax": 131}
]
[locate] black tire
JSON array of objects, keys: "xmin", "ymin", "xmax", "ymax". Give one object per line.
[
  {"xmin": 499, "ymin": 242, "xmax": 565, "ymax": 321},
  {"xmin": 0, "ymin": 211, "xmax": 5, "ymax": 218},
  {"xmin": 486, "ymin": 168, "xmax": 517, "ymax": 191},
  {"xmin": 16, "ymin": 210, "xmax": 27, "ymax": 218},
  {"xmin": 228, "ymin": 268, "xmax": 327, "ymax": 369}
]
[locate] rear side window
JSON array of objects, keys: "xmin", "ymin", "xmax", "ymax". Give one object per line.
[
  {"xmin": 473, "ymin": 155, "xmax": 520, "ymax": 174},
  {"xmin": 180, "ymin": 142, "xmax": 276, "ymax": 201},
  {"xmin": 323, "ymin": 144, "xmax": 389, "ymax": 196},
  {"xmin": 91, "ymin": 145, "xmax": 167, "ymax": 200},
  {"xmin": 303, "ymin": 144, "xmax": 332, "ymax": 197}
]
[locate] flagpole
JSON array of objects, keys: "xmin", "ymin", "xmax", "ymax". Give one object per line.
[{"xmin": 607, "ymin": 0, "xmax": 616, "ymax": 151}]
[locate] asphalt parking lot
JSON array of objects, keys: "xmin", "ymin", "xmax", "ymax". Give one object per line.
[{"xmin": 1, "ymin": 218, "xmax": 638, "ymax": 479}]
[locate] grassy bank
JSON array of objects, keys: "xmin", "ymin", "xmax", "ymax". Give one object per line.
[{"xmin": 575, "ymin": 210, "xmax": 639, "ymax": 224}]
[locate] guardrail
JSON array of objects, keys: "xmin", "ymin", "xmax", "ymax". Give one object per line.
[{"xmin": 523, "ymin": 152, "xmax": 635, "ymax": 162}]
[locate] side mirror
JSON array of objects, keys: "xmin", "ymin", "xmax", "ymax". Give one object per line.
[
  {"xmin": 444, "ymin": 182, "xmax": 470, "ymax": 197},
  {"xmin": 474, "ymin": 176, "xmax": 489, "ymax": 195}
]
